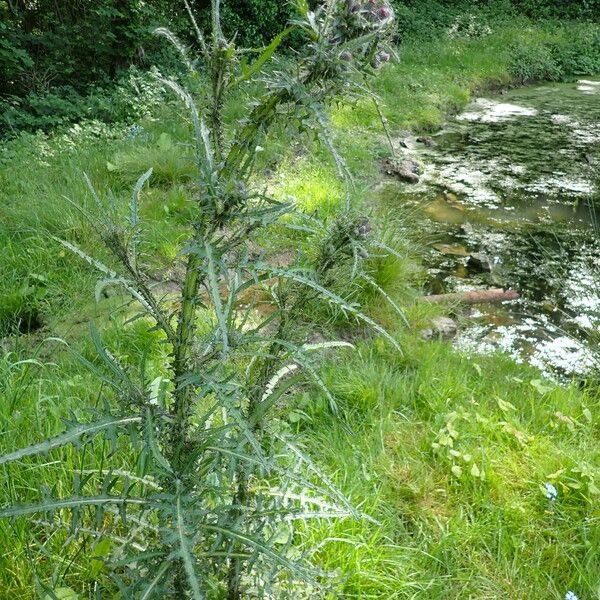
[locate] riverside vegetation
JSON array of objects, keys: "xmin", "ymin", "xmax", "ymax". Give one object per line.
[{"xmin": 1, "ymin": 1, "xmax": 600, "ymax": 599}]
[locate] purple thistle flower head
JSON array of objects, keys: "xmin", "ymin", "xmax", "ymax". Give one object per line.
[
  {"xmin": 378, "ymin": 5, "xmax": 393, "ymax": 20},
  {"xmin": 378, "ymin": 50, "xmax": 390, "ymax": 63}
]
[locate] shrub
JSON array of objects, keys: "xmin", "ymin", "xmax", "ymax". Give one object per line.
[
  {"xmin": 553, "ymin": 29, "xmax": 600, "ymax": 76},
  {"xmin": 508, "ymin": 25, "xmax": 600, "ymax": 83},
  {"xmin": 0, "ymin": 67, "xmax": 167, "ymax": 136},
  {"xmin": 508, "ymin": 39, "xmax": 562, "ymax": 82},
  {"xmin": 0, "ymin": 1, "xmax": 403, "ymax": 597}
]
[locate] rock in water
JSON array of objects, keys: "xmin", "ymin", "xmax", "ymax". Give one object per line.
[
  {"xmin": 382, "ymin": 158, "xmax": 422, "ymax": 183},
  {"xmin": 417, "ymin": 135, "xmax": 436, "ymax": 147},
  {"xmin": 432, "ymin": 316, "xmax": 458, "ymax": 339},
  {"xmin": 433, "ymin": 243, "xmax": 469, "ymax": 257},
  {"xmin": 468, "ymin": 252, "xmax": 493, "ymax": 272},
  {"xmin": 442, "ymin": 190, "xmax": 459, "ymax": 203},
  {"xmin": 421, "ymin": 316, "xmax": 458, "ymax": 340}
]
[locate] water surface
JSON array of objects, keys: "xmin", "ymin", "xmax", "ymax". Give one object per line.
[{"xmin": 389, "ymin": 78, "xmax": 600, "ymax": 376}]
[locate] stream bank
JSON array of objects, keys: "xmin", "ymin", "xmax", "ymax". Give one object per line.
[{"xmin": 385, "ymin": 77, "xmax": 600, "ymax": 377}]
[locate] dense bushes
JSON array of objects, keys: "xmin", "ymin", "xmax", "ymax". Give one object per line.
[
  {"xmin": 0, "ymin": 0, "xmax": 302, "ymax": 135},
  {"xmin": 0, "ymin": 0, "xmax": 182, "ymax": 135},
  {"xmin": 510, "ymin": 0, "xmax": 600, "ymax": 20},
  {"xmin": 1, "ymin": 0, "xmax": 599, "ymax": 136},
  {"xmin": 392, "ymin": 0, "xmax": 600, "ymax": 38},
  {"xmin": 508, "ymin": 25, "xmax": 600, "ymax": 82},
  {"xmin": 1, "ymin": 67, "xmax": 166, "ymax": 133}
]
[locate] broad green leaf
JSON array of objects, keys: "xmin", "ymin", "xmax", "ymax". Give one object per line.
[
  {"xmin": 530, "ymin": 379, "xmax": 554, "ymax": 395},
  {"xmin": 496, "ymin": 398, "xmax": 516, "ymax": 412},
  {"xmin": 43, "ymin": 588, "xmax": 79, "ymax": 600},
  {"xmin": 89, "ymin": 538, "xmax": 112, "ymax": 578}
]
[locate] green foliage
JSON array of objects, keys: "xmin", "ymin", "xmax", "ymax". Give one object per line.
[
  {"xmin": 107, "ymin": 132, "xmax": 195, "ymax": 185},
  {"xmin": 508, "ymin": 24, "xmax": 600, "ymax": 82},
  {"xmin": 2, "ymin": 0, "xmax": 599, "ymax": 136},
  {"xmin": 300, "ymin": 332, "xmax": 600, "ymax": 598},
  {"xmin": 1, "ymin": 67, "xmax": 167, "ymax": 135},
  {"xmin": 213, "ymin": 0, "xmax": 298, "ymax": 47},
  {"xmin": 390, "ymin": 0, "xmax": 600, "ymax": 39},
  {"xmin": 0, "ymin": 0, "xmax": 180, "ymax": 135},
  {"xmin": 0, "ymin": 1, "xmax": 400, "ymax": 597},
  {"xmin": 2, "ymin": 5, "xmax": 600, "ymax": 597},
  {"xmin": 509, "ymin": 0, "xmax": 600, "ymax": 20}
]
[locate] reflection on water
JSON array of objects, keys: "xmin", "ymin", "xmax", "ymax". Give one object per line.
[{"xmin": 388, "ymin": 78, "xmax": 600, "ymax": 377}]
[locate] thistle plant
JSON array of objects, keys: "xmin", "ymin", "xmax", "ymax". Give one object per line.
[{"xmin": 0, "ymin": 1, "xmax": 399, "ymax": 597}]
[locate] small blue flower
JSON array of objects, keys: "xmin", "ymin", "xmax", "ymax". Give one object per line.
[
  {"xmin": 128, "ymin": 124, "xmax": 144, "ymax": 139},
  {"xmin": 544, "ymin": 482, "xmax": 558, "ymax": 501},
  {"xmin": 565, "ymin": 592, "xmax": 579, "ymax": 600}
]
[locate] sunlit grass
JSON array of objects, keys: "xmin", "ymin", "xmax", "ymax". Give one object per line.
[{"xmin": 302, "ymin": 334, "xmax": 600, "ymax": 598}]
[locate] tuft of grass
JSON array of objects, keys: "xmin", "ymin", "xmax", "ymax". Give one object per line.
[
  {"xmin": 107, "ymin": 132, "xmax": 195, "ymax": 185},
  {"xmin": 302, "ymin": 335, "xmax": 600, "ymax": 599}
]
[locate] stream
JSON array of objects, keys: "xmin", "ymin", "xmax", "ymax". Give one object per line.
[{"xmin": 387, "ymin": 78, "xmax": 600, "ymax": 377}]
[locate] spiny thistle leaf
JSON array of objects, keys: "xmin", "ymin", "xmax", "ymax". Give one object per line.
[
  {"xmin": 0, "ymin": 416, "xmax": 142, "ymax": 466},
  {"xmin": 360, "ymin": 271, "xmax": 408, "ymax": 325},
  {"xmin": 153, "ymin": 27, "xmax": 194, "ymax": 72},
  {"xmin": 202, "ymin": 523, "xmax": 312, "ymax": 578},
  {"xmin": 233, "ymin": 27, "xmax": 296, "ymax": 87},
  {"xmin": 0, "ymin": 495, "xmax": 149, "ymax": 519},
  {"xmin": 276, "ymin": 435, "xmax": 357, "ymax": 516},
  {"xmin": 139, "ymin": 561, "xmax": 171, "ymax": 600},
  {"xmin": 261, "ymin": 265, "xmax": 402, "ymax": 353},
  {"xmin": 54, "ymin": 237, "xmax": 153, "ymax": 313},
  {"xmin": 175, "ymin": 487, "xmax": 205, "ymax": 600},
  {"xmin": 183, "ymin": 0, "xmax": 209, "ymax": 56},
  {"xmin": 144, "ymin": 408, "xmax": 173, "ymax": 474},
  {"xmin": 157, "ymin": 76, "xmax": 214, "ymax": 172},
  {"xmin": 129, "ymin": 167, "xmax": 153, "ymax": 268}
]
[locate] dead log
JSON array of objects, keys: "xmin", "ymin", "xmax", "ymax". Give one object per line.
[{"xmin": 423, "ymin": 288, "xmax": 519, "ymax": 305}]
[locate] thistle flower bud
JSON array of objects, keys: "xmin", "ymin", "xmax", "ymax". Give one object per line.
[
  {"xmin": 339, "ymin": 50, "xmax": 353, "ymax": 61},
  {"xmin": 355, "ymin": 217, "xmax": 372, "ymax": 237},
  {"xmin": 378, "ymin": 6, "xmax": 393, "ymax": 20},
  {"xmin": 378, "ymin": 50, "xmax": 390, "ymax": 63},
  {"xmin": 371, "ymin": 50, "xmax": 390, "ymax": 69}
]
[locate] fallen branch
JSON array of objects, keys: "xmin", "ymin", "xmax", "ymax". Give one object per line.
[{"xmin": 423, "ymin": 288, "xmax": 519, "ymax": 305}]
